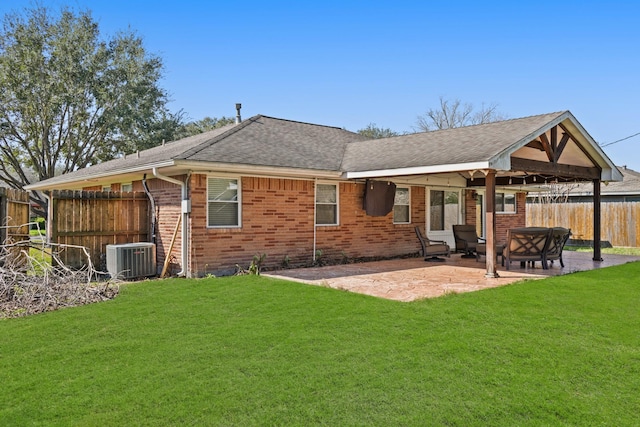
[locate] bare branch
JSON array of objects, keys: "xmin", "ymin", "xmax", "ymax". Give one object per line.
[{"xmin": 0, "ymin": 225, "xmax": 119, "ymax": 318}]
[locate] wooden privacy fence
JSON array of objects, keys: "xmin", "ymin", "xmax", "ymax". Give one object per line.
[
  {"xmin": 527, "ymin": 202, "xmax": 640, "ymax": 247},
  {"xmin": 51, "ymin": 190, "xmax": 150, "ymax": 269},
  {"xmin": 0, "ymin": 187, "xmax": 30, "ymax": 244}
]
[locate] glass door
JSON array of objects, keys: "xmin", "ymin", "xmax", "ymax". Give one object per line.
[{"xmin": 428, "ymin": 189, "xmax": 460, "ymax": 247}]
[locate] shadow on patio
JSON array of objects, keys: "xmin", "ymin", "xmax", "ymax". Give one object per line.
[{"xmin": 266, "ymin": 251, "xmax": 640, "ymax": 302}]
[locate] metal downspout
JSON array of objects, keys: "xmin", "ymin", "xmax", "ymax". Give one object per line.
[
  {"xmin": 313, "ymin": 178, "xmax": 317, "ymax": 262},
  {"xmin": 152, "ymin": 168, "xmax": 189, "ymax": 277}
]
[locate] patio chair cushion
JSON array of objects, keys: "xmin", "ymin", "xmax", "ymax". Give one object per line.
[
  {"xmin": 452, "ymin": 224, "xmax": 483, "ymax": 254},
  {"xmin": 544, "ymin": 227, "xmax": 572, "ymax": 267},
  {"xmin": 505, "ymin": 227, "xmax": 552, "ymax": 270},
  {"xmin": 414, "ymin": 227, "xmax": 450, "ymax": 260}
]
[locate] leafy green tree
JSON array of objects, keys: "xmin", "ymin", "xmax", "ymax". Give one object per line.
[
  {"xmin": 415, "ymin": 96, "xmax": 507, "ymax": 131},
  {"xmin": 175, "ymin": 116, "xmax": 236, "ymax": 139},
  {"xmin": 357, "ymin": 123, "xmax": 400, "ymax": 139},
  {"xmin": 0, "ymin": 6, "xmax": 182, "ymax": 198}
]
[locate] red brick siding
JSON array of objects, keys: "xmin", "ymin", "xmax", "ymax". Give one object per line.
[
  {"xmin": 187, "ymin": 176, "xmax": 426, "ymax": 275},
  {"xmin": 465, "ymin": 189, "xmax": 477, "ymax": 225},
  {"xmin": 143, "ymin": 177, "xmax": 183, "ymax": 272},
  {"xmin": 495, "ymin": 192, "xmax": 527, "ymax": 243},
  {"xmin": 87, "ymin": 172, "xmax": 526, "ymax": 276},
  {"xmin": 315, "ymin": 183, "xmax": 425, "ymax": 260},
  {"xmin": 463, "ymin": 190, "xmax": 527, "ymax": 244},
  {"xmin": 189, "ymin": 175, "xmax": 316, "ymax": 274}
]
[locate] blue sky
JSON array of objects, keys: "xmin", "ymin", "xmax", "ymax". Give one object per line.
[{"xmin": 3, "ymin": 0, "xmax": 640, "ymax": 170}]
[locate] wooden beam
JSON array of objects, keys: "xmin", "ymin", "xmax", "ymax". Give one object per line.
[
  {"xmin": 510, "ymin": 157, "xmax": 601, "ymax": 180},
  {"xmin": 550, "ymin": 126, "xmax": 558, "ymax": 152},
  {"xmin": 593, "ymin": 178, "xmax": 602, "ymax": 261},
  {"xmin": 484, "ymin": 170, "xmax": 498, "ymax": 278},
  {"xmin": 554, "ymin": 132, "xmax": 571, "ymax": 163},
  {"xmin": 538, "ymin": 132, "xmax": 555, "ymax": 162}
]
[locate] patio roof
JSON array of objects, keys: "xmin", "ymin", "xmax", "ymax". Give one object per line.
[{"xmin": 343, "ymin": 110, "xmax": 621, "ymax": 183}]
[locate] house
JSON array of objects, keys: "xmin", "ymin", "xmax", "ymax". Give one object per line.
[
  {"xmin": 560, "ymin": 165, "xmax": 640, "ymax": 202},
  {"xmin": 25, "ymin": 109, "xmax": 622, "ymax": 278}
]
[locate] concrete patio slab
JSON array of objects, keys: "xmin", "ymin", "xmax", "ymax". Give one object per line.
[{"xmin": 266, "ymin": 251, "xmax": 640, "ymax": 302}]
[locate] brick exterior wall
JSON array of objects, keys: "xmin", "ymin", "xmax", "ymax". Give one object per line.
[
  {"xmin": 463, "ymin": 189, "xmax": 526, "ymax": 244},
  {"xmin": 85, "ymin": 174, "xmax": 527, "ymax": 277},
  {"xmin": 187, "ymin": 176, "xmax": 426, "ymax": 276},
  {"xmin": 146, "ymin": 178, "xmax": 183, "ymax": 275},
  {"xmin": 495, "ymin": 192, "xmax": 527, "ymax": 244}
]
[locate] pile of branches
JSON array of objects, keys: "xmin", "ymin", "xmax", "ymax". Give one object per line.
[{"xmin": 1, "ymin": 239, "xmax": 119, "ymax": 319}]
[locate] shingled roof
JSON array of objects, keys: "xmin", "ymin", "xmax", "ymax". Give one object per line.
[
  {"xmin": 570, "ymin": 166, "xmax": 640, "ymax": 196},
  {"xmin": 25, "ymin": 115, "xmax": 368, "ymax": 189},
  {"xmin": 342, "ymin": 111, "xmax": 567, "ymax": 172},
  {"xmin": 25, "ymin": 110, "xmax": 621, "ymax": 191}
]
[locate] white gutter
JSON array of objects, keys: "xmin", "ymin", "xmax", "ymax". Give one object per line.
[
  {"xmin": 152, "ymin": 167, "xmax": 189, "ymax": 277},
  {"xmin": 23, "ymin": 160, "xmax": 176, "ymax": 191}
]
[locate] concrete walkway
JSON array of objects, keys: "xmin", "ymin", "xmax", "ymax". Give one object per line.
[{"xmin": 266, "ymin": 251, "xmax": 640, "ymax": 302}]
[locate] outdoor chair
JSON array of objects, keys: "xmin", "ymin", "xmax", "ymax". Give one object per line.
[
  {"xmin": 452, "ymin": 224, "xmax": 484, "ymax": 258},
  {"xmin": 544, "ymin": 227, "xmax": 572, "ymax": 267},
  {"xmin": 414, "ymin": 226, "xmax": 450, "ymax": 262},
  {"xmin": 504, "ymin": 227, "xmax": 552, "ymax": 270}
]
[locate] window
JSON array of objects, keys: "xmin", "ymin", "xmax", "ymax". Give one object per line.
[
  {"xmin": 430, "ymin": 190, "xmax": 459, "ymax": 231},
  {"xmin": 393, "ymin": 187, "xmax": 410, "ymax": 224},
  {"xmin": 496, "ymin": 192, "xmax": 516, "ymax": 213},
  {"xmin": 121, "ymin": 183, "xmax": 133, "ymax": 192},
  {"xmin": 316, "ymin": 183, "xmax": 338, "ymax": 225},
  {"xmin": 208, "ymin": 177, "xmax": 240, "ymax": 227},
  {"xmin": 102, "ymin": 185, "xmax": 111, "ymax": 191}
]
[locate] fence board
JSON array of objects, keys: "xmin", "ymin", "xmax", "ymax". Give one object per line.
[
  {"xmin": 527, "ymin": 202, "xmax": 640, "ymax": 247},
  {"xmin": 51, "ymin": 191, "xmax": 150, "ymax": 269},
  {"xmin": 0, "ymin": 187, "xmax": 30, "ymax": 244}
]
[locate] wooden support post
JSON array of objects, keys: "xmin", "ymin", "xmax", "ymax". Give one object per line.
[
  {"xmin": 485, "ymin": 170, "xmax": 499, "ymax": 278},
  {"xmin": 593, "ymin": 178, "xmax": 603, "ymax": 261}
]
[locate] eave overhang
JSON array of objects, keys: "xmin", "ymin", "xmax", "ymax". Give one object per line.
[{"xmin": 24, "ymin": 160, "xmax": 343, "ymax": 191}]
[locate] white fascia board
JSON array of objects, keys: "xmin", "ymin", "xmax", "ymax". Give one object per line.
[
  {"xmin": 344, "ymin": 162, "xmax": 493, "ymax": 179},
  {"xmin": 601, "ymin": 167, "xmax": 624, "ymax": 182},
  {"xmin": 24, "ymin": 160, "xmax": 177, "ymax": 191},
  {"xmin": 177, "ymin": 161, "xmax": 343, "ymax": 179}
]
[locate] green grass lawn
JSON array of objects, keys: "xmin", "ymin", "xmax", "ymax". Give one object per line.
[{"xmin": 2, "ymin": 263, "xmax": 640, "ymax": 426}]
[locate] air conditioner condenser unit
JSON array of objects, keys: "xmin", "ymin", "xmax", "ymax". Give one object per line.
[{"xmin": 106, "ymin": 242, "xmax": 157, "ymax": 279}]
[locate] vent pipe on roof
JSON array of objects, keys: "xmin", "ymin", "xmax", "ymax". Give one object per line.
[{"xmin": 235, "ymin": 103, "xmax": 242, "ymax": 124}]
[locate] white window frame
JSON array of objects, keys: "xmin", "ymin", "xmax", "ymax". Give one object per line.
[
  {"xmin": 207, "ymin": 176, "xmax": 242, "ymax": 228},
  {"xmin": 496, "ymin": 192, "xmax": 517, "ymax": 214},
  {"xmin": 121, "ymin": 182, "xmax": 133, "ymax": 192},
  {"xmin": 393, "ymin": 186, "xmax": 411, "ymax": 224},
  {"xmin": 315, "ymin": 182, "xmax": 339, "ymax": 226},
  {"xmin": 102, "ymin": 185, "xmax": 111, "ymax": 191}
]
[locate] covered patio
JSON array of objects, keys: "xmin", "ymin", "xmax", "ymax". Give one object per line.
[
  {"xmin": 342, "ymin": 111, "xmax": 623, "ymax": 278},
  {"xmin": 267, "ymin": 251, "xmax": 640, "ymax": 302}
]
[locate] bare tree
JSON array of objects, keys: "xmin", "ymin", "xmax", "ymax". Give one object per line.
[
  {"xmin": 529, "ymin": 181, "xmax": 580, "ymax": 204},
  {"xmin": 415, "ymin": 97, "xmax": 507, "ymax": 131}
]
